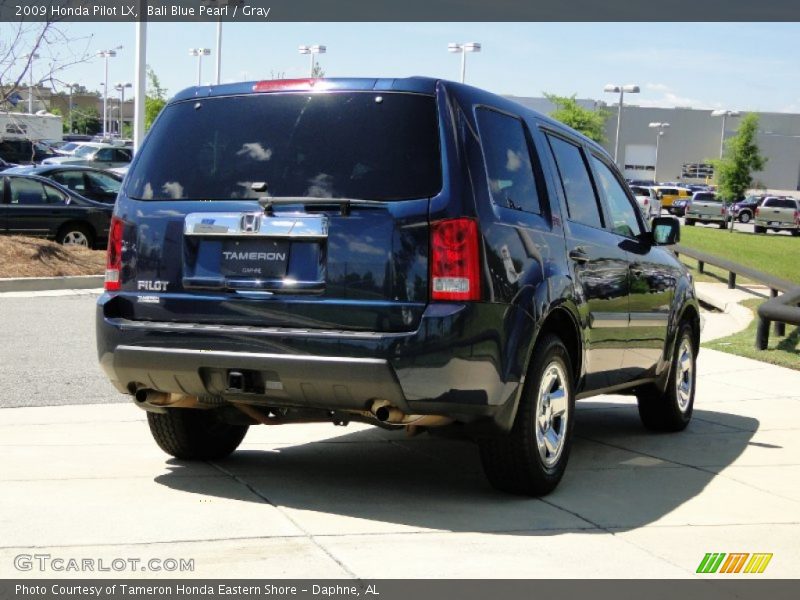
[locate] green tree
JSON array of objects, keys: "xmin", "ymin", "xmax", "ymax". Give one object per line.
[
  {"xmin": 711, "ymin": 113, "xmax": 766, "ymax": 201},
  {"xmin": 70, "ymin": 107, "xmax": 101, "ymax": 135},
  {"xmin": 311, "ymin": 62, "xmax": 325, "ymax": 78},
  {"xmin": 145, "ymin": 67, "xmax": 168, "ymax": 131},
  {"xmin": 544, "ymin": 93, "xmax": 610, "ymax": 143}
]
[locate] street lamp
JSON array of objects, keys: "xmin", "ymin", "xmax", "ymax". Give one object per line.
[
  {"xmin": 710, "ymin": 109, "xmax": 740, "ymax": 159},
  {"xmin": 115, "ymin": 82, "xmax": 132, "ymax": 137},
  {"xmin": 448, "ymin": 42, "xmax": 481, "ymax": 84},
  {"xmin": 23, "ymin": 53, "xmax": 40, "ymax": 113},
  {"xmin": 298, "ymin": 45, "xmax": 326, "ymax": 78},
  {"xmin": 648, "ymin": 122, "xmax": 670, "ymax": 183},
  {"xmin": 97, "ymin": 47, "xmax": 122, "ymax": 137},
  {"xmin": 604, "ymin": 83, "xmax": 640, "ymax": 166},
  {"xmin": 66, "ymin": 82, "xmax": 80, "ymax": 133},
  {"xmin": 189, "ymin": 48, "xmax": 211, "ymax": 86}
]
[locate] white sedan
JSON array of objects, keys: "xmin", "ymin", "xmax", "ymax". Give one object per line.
[{"xmin": 630, "ymin": 185, "xmax": 662, "ymax": 219}]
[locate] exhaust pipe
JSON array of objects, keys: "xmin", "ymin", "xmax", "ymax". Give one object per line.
[
  {"xmin": 369, "ymin": 399, "xmax": 452, "ymax": 428},
  {"xmin": 134, "ymin": 389, "xmax": 199, "ymax": 409}
]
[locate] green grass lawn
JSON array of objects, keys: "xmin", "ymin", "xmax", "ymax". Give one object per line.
[
  {"xmin": 704, "ymin": 299, "xmax": 800, "ymax": 371},
  {"xmin": 679, "ymin": 226, "xmax": 800, "ymax": 284}
]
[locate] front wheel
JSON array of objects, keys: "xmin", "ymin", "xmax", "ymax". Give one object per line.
[
  {"xmin": 636, "ymin": 323, "xmax": 696, "ymax": 432},
  {"xmin": 739, "ymin": 212, "xmax": 751, "ymax": 223},
  {"xmin": 147, "ymin": 409, "xmax": 249, "ymax": 460},
  {"xmin": 478, "ymin": 334, "xmax": 575, "ymax": 496}
]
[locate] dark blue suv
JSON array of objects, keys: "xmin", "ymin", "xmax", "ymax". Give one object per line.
[{"xmin": 96, "ymin": 77, "xmax": 700, "ymax": 495}]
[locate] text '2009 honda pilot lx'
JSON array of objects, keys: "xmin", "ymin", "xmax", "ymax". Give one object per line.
[{"xmin": 97, "ymin": 77, "xmax": 700, "ymax": 496}]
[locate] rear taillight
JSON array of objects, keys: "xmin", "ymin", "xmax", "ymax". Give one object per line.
[
  {"xmin": 795, "ymin": 210, "xmax": 800, "ymax": 224},
  {"xmin": 721, "ymin": 205, "xmax": 726, "ymax": 215},
  {"xmin": 430, "ymin": 218, "xmax": 481, "ymax": 301},
  {"xmin": 105, "ymin": 216, "xmax": 123, "ymax": 291}
]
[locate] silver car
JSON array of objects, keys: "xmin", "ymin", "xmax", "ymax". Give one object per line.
[{"xmin": 41, "ymin": 143, "xmax": 132, "ymax": 169}]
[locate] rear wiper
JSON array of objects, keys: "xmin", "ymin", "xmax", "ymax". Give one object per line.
[{"xmin": 258, "ymin": 196, "xmax": 388, "ymax": 216}]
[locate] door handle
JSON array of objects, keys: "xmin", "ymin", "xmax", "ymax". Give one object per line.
[{"xmin": 569, "ymin": 247, "xmax": 589, "ymax": 263}]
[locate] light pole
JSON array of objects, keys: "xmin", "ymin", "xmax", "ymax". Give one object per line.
[
  {"xmin": 115, "ymin": 82, "xmax": 132, "ymax": 137},
  {"xmin": 298, "ymin": 45, "xmax": 326, "ymax": 77},
  {"xmin": 23, "ymin": 53, "xmax": 40, "ymax": 113},
  {"xmin": 97, "ymin": 47, "xmax": 121, "ymax": 138},
  {"xmin": 648, "ymin": 122, "xmax": 670, "ymax": 183},
  {"xmin": 604, "ymin": 83, "xmax": 640, "ymax": 167},
  {"xmin": 448, "ymin": 42, "xmax": 481, "ymax": 84},
  {"xmin": 189, "ymin": 48, "xmax": 211, "ymax": 86},
  {"xmin": 710, "ymin": 109, "xmax": 740, "ymax": 159},
  {"xmin": 66, "ymin": 82, "xmax": 80, "ymax": 133}
]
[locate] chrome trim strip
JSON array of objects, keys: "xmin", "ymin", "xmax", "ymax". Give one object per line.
[{"xmin": 184, "ymin": 212, "xmax": 328, "ymax": 238}]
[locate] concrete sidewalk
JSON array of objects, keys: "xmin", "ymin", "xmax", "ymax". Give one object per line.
[{"xmin": 1, "ymin": 347, "xmax": 798, "ymax": 579}]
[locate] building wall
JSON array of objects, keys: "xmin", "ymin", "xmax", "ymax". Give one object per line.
[{"xmin": 504, "ymin": 94, "xmax": 800, "ymax": 191}]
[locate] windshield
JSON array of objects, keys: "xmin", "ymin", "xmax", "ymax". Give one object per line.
[
  {"xmin": 74, "ymin": 145, "xmax": 97, "ymax": 158},
  {"xmin": 126, "ymin": 92, "xmax": 442, "ymax": 201}
]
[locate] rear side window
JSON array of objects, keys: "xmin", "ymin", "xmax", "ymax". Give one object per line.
[
  {"xmin": 475, "ymin": 108, "xmax": 541, "ymax": 214},
  {"xmin": 127, "ymin": 92, "xmax": 441, "ymax": 201},
  {"xmin": 545, "ymin": 135, "xmax": 603, "ymax": 229}
]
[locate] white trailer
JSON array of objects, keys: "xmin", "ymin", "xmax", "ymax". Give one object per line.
[{"xmin": 0, "ymin": 111, "xmax": 63, "ymax": 143}]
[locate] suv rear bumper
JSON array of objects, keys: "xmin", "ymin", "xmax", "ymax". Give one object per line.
[
  {"xmin": 754, "ymin": 218, "xmax": 797, "ymax": 229},
  {"xmin": 96, "ymin": 296, "xmax": 528, "ymax": 427}
]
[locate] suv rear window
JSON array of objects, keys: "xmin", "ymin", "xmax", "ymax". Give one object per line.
[
  {"xmin": 126, "ymin": 92, "xmax": 441, "ymax": 201},
  {"xmin": 764, "ymin": 198, "xmax": 797, "ymax": 209}
]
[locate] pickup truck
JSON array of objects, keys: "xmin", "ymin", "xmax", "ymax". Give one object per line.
[
  {"xmin": 754, "ymin": 197, "xmax": 800, "ymax": 235},
  {"xmin": 684, "ymin": 192, "xmax": 727, "ymax": 229}
]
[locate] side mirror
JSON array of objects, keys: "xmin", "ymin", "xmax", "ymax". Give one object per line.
[{"xmin": 651, "ymin": 216, "xmax": 680, "ymax": 245}]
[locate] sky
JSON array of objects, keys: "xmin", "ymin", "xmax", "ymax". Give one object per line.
[{"xmin": 13, "ymin": 21, "xmax": 800, "ymax": 113}]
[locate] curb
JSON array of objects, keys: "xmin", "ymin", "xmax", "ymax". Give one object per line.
[{"xmin": 0, "ymin": 275, "xmax": 104, "ymax": 293}]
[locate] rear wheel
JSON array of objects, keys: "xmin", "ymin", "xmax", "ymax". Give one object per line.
[
  {"xmin": 792, "ymin": 229, "xmax": 800, "ymax": 237},
  {"xmin": 57, "ymin": 223, "xmax": 93, "ymax": 248},
  {"xmin": 147, "ymin": 409, "xmax": 249, "ymax": 460},
  {"xmin": 718, "ymin": 221, "xmax": 727, "ymax": 230},
  {"xmin": 685, "ymin": 219, "xmax": 695, "ymax": 226},
  {"xmin": 739, "ymin": 211, "xmax": 751, "ymax": 223},
  {"xmin": 754, "ymin": 225, "xmax": 766, "ymax": 234},
  {"xmin": 478, "ymin": 334, "xmax": 575, "ymax": 496},
  {"xmin": 636, "ymin": 323, "xmax": 696, "ymax": 432}
]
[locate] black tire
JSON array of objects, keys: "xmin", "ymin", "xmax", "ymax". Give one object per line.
[
  {"xmin": 718, "ymin": 221, "xmax": 727, "ymax": 230},
  {"xmin": 636, "ymin": 323, "xmax": 696, "ymax": 432},
  {"xmin": 792, "ymin": 229, "xmax": 800, "ymax": 237},
  {"xmin": 478, "ymin": 334, "xmax": 575, "ymax": 496},
  {"xmin": 754, "ymin": 225, "xmax": 766, "ymax": 234},
  {"xmin": 56, "ymin": 223, "xmax": 94, "ymax": 248},
  {"xmin": 147, "ymin": 409, "xmax": 249, "ymax": 460},
  {"xmin": 739, "ymin": 211, "xmax": 751, "ymax": 224},
  {"xmin": 685, "ymin": 219, "xmax": 695, "ymax": 226}
]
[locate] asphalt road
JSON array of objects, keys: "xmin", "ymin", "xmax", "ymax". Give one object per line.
[{"xmin": 0, "ymin": 291, "xmax": 122, "ymax": 408}]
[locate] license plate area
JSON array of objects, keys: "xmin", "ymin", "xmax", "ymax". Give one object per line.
[
  {"xmin": 182, "ymin": 211, "xmax": 328, "ymax": 293},
  {"xmin": 220, "ymin": 239, "xmax": 290, "ymax": 278}
]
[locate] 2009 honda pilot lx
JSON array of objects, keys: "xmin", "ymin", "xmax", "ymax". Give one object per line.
[{"xmin": 97, "ymin": 77, "xmax": 700, "ymax": 495}]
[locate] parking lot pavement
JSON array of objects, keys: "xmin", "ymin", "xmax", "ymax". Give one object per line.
[{"xmin": 1, "ymin": 344, "xmax": 798, "ymax": 578}]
